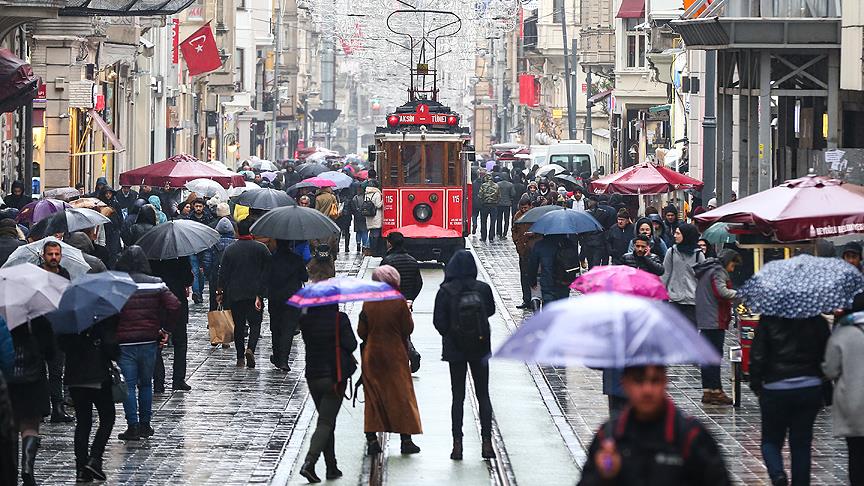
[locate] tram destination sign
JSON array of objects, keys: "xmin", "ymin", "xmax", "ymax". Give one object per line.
[{"xmin": 388, "ymin": 103, "xmax": 458, "ymax": 127}]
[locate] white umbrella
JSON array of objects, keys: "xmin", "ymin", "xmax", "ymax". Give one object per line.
[
  {"xmin": 185, "ymin": 178, "xmax": 229, "ymax": 200},
  {"xmin": 536, "ymin": 164, "xmax": 567, "ymax": 177},
  {"xmin": 3, "ymin": 237, "xmax": 91, "ymax": 279},
  {"xmin": 318, "ymin": 170, "xmax": 354, "ymax": 190},
  {"xmin": 0, "ymin": 263, "xmax": 70, "ymax": 330},
  {"xmin": 206, "ymin": 160, "xmax": 229, "ymax": 171},
  {"xmin": 252, "ymin": 159, "xmax": 278, "ymax": 171},
  {"xmin": 227, "ymin": 180, "xmax": 260, "ymax": 198}
]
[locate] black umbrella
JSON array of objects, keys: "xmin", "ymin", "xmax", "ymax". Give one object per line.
[
  {"xmin": 296, "ymin": 163, "xmax": 328, "ymax": 179},
  {"xmin": 514, "ymin": 205, "xmax": 565, "ymax": 224},
  {"xmin": 554, "ymin": 174, "xmax": 583, "ymax": 189},
  {"xmin": 44, "ymin": 208, "xmax": 111, "ymax": 234},
  {"xmin": 233, "ymin": 188, "xmax": 296, "ymax": 210},
  {"xmin": 135, "ymin": 220, "xmax": 220, "ymax": 260},
  {"xmin": 286, "ymin": 180, "xmax": 319, "ymax": 193},
  {"xmin": 250, "ymin": 206, "xmax": 340, "ymax": 240}
]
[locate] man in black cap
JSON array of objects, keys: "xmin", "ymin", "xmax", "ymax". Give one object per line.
[
  {"xmin": 380, "ymin": 232, "xmax": 423, "ymax": 302},
  {"xmin": 842, "ymin": 242, "xmax": 862, "ymax": 272}
]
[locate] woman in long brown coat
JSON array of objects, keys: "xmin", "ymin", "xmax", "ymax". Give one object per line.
[{"xmin": 358, "ymin": 265, "xmax": 423, "ymax": 456}]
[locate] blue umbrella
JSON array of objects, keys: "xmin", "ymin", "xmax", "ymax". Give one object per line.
[
  {"xmin": 529, "ymin": 208, "xmax": 603, "ymax": 235},
  {"xmin": 738, "ymin": 254, "xmax": 864, "ymax": 319},
  {"xmin": 46, "ymin": 271, "xmax": 137, "ymax": 334},
  {"xmin": 288, "ymin": 277, "xmax": 403, "ymax": 308},
  {"xmin": 495, "ymin": 292, "xmax": 721, "ymax": 367}
]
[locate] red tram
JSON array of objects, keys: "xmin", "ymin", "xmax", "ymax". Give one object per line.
[
  {"xmin": 366, "ymin": 9, "xmax": 473, "ymax": 263},
  {"xmin": 369, "ymin": 100, "xmax": 472, "ymax": 263}
]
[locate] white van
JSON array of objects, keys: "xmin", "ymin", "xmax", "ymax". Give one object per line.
[{"xmin": 544, "ymin": 141, "xmax": 596, "ymax": 180}]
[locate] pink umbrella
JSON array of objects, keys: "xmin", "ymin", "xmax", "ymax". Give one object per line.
[
  {"xmin": 303, "ymin": 177, "xmax": 337, "ymax": 188},
  {"xmin": 570, "ymin": 265, "xmax": 669, "ymax": 301}
]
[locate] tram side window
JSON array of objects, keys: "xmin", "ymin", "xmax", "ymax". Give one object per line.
[
  {"xmin": 424, "ymin": 144, "xmax": 444, "ymax": 184},
  {"xmin": 402, "ymin": 144, "xmax": 422, "ymax": 184},
  {"xmin": 447, "ymin": 143, "xmax": 460, "ymax": 184}
]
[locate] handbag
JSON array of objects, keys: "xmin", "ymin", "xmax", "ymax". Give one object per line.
[
  {"xmin": 406, "ymin": 338, "xmax": 421, "ymax": 373},
  {"xmin": 110, "ymin": 363, "xmax": 127, "ymax": 404},
  {"xmin": 208, "ymin": 306, "xmax": 235, "ymax": 345}
]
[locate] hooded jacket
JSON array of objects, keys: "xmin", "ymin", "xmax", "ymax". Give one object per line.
[
  {"xmin": 148, "ymin": 196, "xmax": 168, "ymax": 224},
  {"xmin": 380, "ymin": 246, "xmax": 423, "ymax": 301},
  {"xmin": 662, "ymin": 204, "xmax": 680, "ymax": 242},
  {"xmin": 268, "ymin": 240, "xmax": 309, "ymax": 306},
  {"xmin": 433, "ymin": 250, "xmax": 495, "ymax": 361},
  {"xmin": 2, "ymin": 180, "xmax": 29, "ymax": 210},
  {"xmin": 115, "ymin": 246, "xmax": 182, "ymax": 343},
  {"xmin": 217, "ymin": 236, "xmax": 271, "ymax": 304},
  {"xmin": 208, "ymin": 217, "xmax": 236, "ymax": 282},
  {"xmin": 628, "ymin": 217, "xmax": 668, "ymax": 258},
  {"xmin": 694, "ymin": 251, "xmax": 738, "ymax": 330},
  {"xmin": 121, "ymin": 199, "xmax": 147, "ymax": 246},
  {"xmin": 128, "ymin": 205, "xmax": 157, "ymax": 244},
  {"xmin": 364, "ymin": 186, "xmax": 383, "ymax": 229},
  {"xmin": 606, "ymin": 221, "xmax": 634, "ymax": 264}
]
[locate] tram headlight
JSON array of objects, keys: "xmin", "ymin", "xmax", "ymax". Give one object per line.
[{"xmin": 413, "ymin": 203, "xmax": 432, "ymax": 222}]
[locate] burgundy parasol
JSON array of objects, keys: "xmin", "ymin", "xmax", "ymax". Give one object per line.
[
  {"xmin": 0, "ymin": 49, "xmax": 39, "ymax": 114},
  {"xmin": 589, "ymin": 163, "xmax": 704, "ymax": 195},
  {"xmin": 695, "ymin": 174, "xmax": 864, "ymax": 242},
  {"xmin": 119, "ymin": 154, "xmax": 245, "ymax": 189}
]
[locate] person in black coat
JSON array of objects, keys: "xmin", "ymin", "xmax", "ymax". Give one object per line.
[
  {"xmin": 578, "ymin": 366, "xmax": 730, "ymax": 486},
  {"xmin": 96, "ymin": 186, "xmax": 123, "ymax": 266},
  {"xmin": 149, "ymin": 256, "xmax": 193, "ymax": 392},
  {"xmin": 268, "ymin": 240, "xmax": 308, "ymax": 370},
  {"xmin": 3, "ymin": 180, "xmax": 29, "ymax": 210},
  {"xmin": 7, "ymin": 317, "xmax": 55, "ymax": 486},
  {"xmin": 621, "ymin": 235, "xmax": 665, "ymax": 276},
  {"xmin": 750, "ymin": 315, "xmax": 830, "ymax": 486},
  {"xmin": 114, "ymin": 185, "xmax": 138, "ymax": 212},
  {"xmin": 59, "ymin": 317, "xmax": 119, "ymax": 482},
  {"xmin": 380, "ymin": 232, "xmax": 423, "ymax": 301},
  {"xmin": 0, "ymin": 218, "xmax": 23, "ymax": 266},
  {"xmin": 298, "ymin": 305, "xmax": 357, "ymax": 482},
  {"xmin": 120, "ymin": 199, "xmax": 147, "ymax": 247},
  {"xmin": 606, "ymin": 209, "xmax": 633, "ymax": 265},
  {"xmin": 217, "ymin": 218, "xmax": 271, "ymax": 368},
  {"xmin": 432, "ymin": 250, "xmax": 496, "ymax": 460},
  {"xmin": 128, "ymin": 205, "xmax": 157, "ymax": 245}
]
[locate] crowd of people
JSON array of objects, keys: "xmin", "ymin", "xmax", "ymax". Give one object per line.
[{"xmin": 0, "ymin": 157, "xmax": 392, "ymax": 485}]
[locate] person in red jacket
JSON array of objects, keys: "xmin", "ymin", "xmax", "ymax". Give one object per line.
[{"xmin": 113, "ymin": 246, "xmax": 182, "ymax": 441}]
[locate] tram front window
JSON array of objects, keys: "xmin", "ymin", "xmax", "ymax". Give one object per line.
[
  {"xmin": 402, "ymin": 144, "xmax": 422, "ymax": 184},
  {"xmin": 424, "ymin": 144, "xmax": 444, "ymax": 184}
]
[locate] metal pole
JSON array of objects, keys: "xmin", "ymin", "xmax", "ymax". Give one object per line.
[
  {"xmin": 757, "ymin": 49, "xmax": 772, "ymax": 191},
  {"xmin": 701, "ymin": 50, "xmax": 717, "ymax": 199},
  {"xmin": 24, "ymin": 102, "xmax": 33, "ymax": 195},
  {"xmin": 271, "ymin": 0, "xmax": 282, "ymax": 161},
  {"xmin": 585, "ymin": 67, "xmax": 592, "ymax": 144},
  {"xmin": 560, "ymin": 2, "xmax": 577, "ymax": 140}
]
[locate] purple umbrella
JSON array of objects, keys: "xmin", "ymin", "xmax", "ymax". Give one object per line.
[
  {"xmin": 17, "ymin": 199, "xmax": 70, "ymax": 224},
  {"xmin": 495, "ymin": 292, "xmax": 720, "ymax": 367},
  {"xmin": 260, "ymin": 171, "xmax": 278, "ymax": 182},
  {"xmin": 287, "ymin": 277, "xmax": 403, "ymax": 308}
]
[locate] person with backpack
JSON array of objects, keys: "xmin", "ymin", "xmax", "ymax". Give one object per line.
[
  {"xmin": 527, "ymin": 234, "xmax": 577, "ymax": 305},
  {"xmin": 346, "ymin": 185, "xmax": 369, "ymax": 253},
  {"xmin": 578, "ymin": 365, "xmax": 731, "ymax": 486},
  {"xmin": 363, "ymin": 182, "xmax": 384, "ymax": 256},
  {"xmin": 662, "ymin": 224, "xmax": 706, "ymax": 326},
  {"xmin": 432, "ymin": 250, "xmax": 496, "ymax": 460},
  {"xmin": 477, "ymin": 174, "xmax": 500, "ymax": 242}
]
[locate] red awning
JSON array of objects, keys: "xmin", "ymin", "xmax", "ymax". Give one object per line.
[
  {"xmin": 119, "ymin": 154, "xmax": 245, "ymax": 189},
  {"xmin": 589, "ymin": 163, "xmax": 703, "ymax": 195},
  {"xmin": 616, "ymin": 0, "xmax": 645, "ymax": 18}
]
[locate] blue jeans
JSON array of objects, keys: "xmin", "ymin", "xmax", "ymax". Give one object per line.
[
  {"xmin": 760, "ymin": 385, "xmax": 823, "ymax": 485},
  {"xmin": 189, "ymin": 254, "xmax": 204, "ymax": 297},
  {"xmin": 118, "ymin": 343, "xmax": 158, "ymax": 426},
  {"xmin": 699, "ymin": 329, "xmax": 725, "ymax": 390},
  {"xmin": 356, "ymin": 230, "xmax": 369, "ymax": 248}
]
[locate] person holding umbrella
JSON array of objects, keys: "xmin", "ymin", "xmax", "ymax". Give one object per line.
[
  {"xmin": 57, "ymin": 313, "xmax": 120, "ymax": 482},
  {"xmin": 39, "ymin": 241, "xmax": 75, "ymax": 425},
  {"xmin": 267, "ymin": 240, "xmax": 308, "ymax": 370},
  {"xmin": 739, "ymin": 255, "xmax": 859, "ymax": 486},
  {"xmin": 216, "ymin": 218, "xmax": 271, "ymax": 368},
  {"xmin": 148, "ymin": 255, "xmax": 193, "ymax": 392},
  {"xmin": 114, "ymin": 247, "xmax": 181, "ymax": 442}
]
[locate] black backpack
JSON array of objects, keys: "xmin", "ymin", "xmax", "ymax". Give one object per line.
[
  {"xmin": 552, "ymin": 238, "xmax": 580, "ymax": 286},
  {"xmin": 360, "ymin": 195, "xmax": 377, "ymax": 217},
  {"xmin": 450, "ymin": 286, "xmax": 490, "ymax": 353}
]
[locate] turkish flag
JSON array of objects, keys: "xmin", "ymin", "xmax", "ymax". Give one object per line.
[{"xmin": 179, "ymin": 24, "xmax": 222, "ymax": 76}]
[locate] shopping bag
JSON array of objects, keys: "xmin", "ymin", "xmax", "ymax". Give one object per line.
[{"xmin": 208, "ymin": 306, "xmax": 234, "ymax": 344}]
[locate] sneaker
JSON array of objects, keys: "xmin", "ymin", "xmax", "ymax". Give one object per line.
[
  {"xmin": 84, "ymin": 458, "xmax": 106, "ymax": 481},
  {"xmin": 172, "ymin": 382, "xmax": 191, "ymax": 391},
  {"xmin": 139, "ymin": 423, "xmax": 155, "ymax": 438},
  {"xmin": 400, "ymin": 440, "xmax": 421, "ymax": 455},
  {"xmin": 245, "ymin": 348, "xmax": 255, "ymax": 368},
  {"xmin": 76, "ymin": 468, "xmax": 93, "ymax": 483},
  {"xmin": 118, "ymin": 425, "xmax": 140, "ymax": 441}
]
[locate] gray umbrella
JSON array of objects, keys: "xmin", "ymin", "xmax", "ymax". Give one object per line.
[
  {"xmin": 514, "ymin": 204, "xmax": 565, "ymax": 224},
  {"xmin": 135, "ymin": 220, "xmax": 220, "ymax": 260},
  {"xmin": 45, "ymin": 208, "xmax": 111, "ymax": 234},
  {"xmin": 250, "ymin": 206, "xmax": 340, "ymax": 240},
  {"xmin": 233, "ymin": 188, "xmax": 296, "ymax": 210},
  {"xmin": 297, "ymin": 163, "xmax": 328, "ymax": 179}
]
